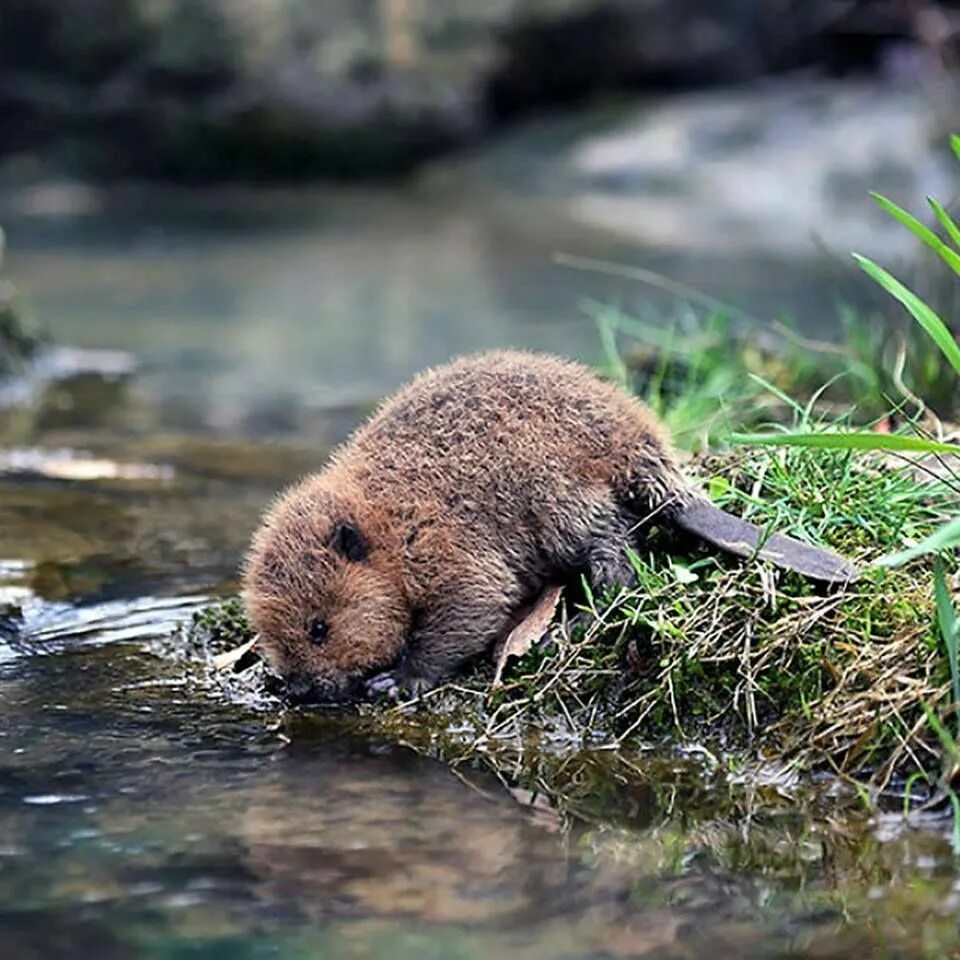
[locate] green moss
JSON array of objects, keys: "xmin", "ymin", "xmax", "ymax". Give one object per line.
[{"xmin": 184, "ymin": 596, "xmax": 255, "ymax": 656}]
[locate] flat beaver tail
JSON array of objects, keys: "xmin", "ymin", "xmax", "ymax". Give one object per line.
[{"xmin": 673, "ymin": 500, "xmax": 859, "ymax": 584}]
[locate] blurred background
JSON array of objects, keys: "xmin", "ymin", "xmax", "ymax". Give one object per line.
[{"xmin": 1, "ymin": 0, "xmax": 959, "ymax": 444}]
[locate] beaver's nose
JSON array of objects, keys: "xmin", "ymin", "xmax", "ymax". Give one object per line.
[
  {"xmin": 282, "ymin": 672, "xmax": 355, "ymax": 706},
  {"xmin": 283, "ymin": 673, "xmax": 320, "ymax": 705}
]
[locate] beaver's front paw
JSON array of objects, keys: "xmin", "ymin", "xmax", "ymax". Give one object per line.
[
  {"xmin": 364, "ymin": 671, "xmax": 434, "ymax": 702},
  {"xmin": 363, "ymin": 671, "xmax": 401, "ymax": 701}
]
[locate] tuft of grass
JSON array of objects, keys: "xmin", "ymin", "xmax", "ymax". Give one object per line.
[
  {"xmin": 738, "ymin": 139, "xmax": 960, "ymax": 565},
  {"xmin": 571, "ymin": 251, "xmax": 960, "ymax": 442},
  {"xmin": 732, "ymin": 134, "xmax": 960, "ymax": 808}
]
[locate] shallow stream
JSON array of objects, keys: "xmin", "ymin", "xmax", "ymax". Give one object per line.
[{"xmin": 2, "ymin": 146, "xmax": 959, "ymax": 957}]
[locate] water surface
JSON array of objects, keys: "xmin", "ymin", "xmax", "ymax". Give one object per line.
[{"xmin": 0, "ymin": 157, "xmax": 880, "ymax": 440}]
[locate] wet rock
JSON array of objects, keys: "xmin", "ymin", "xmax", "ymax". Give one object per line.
[
  {"xmin": 0, "ymin": 601, "xmax": 23, "ymax": 642},
  {"xmin": 486, "ymin": 0, "xmax": 758, "ymax": 118},
  {"xmin": 0, "ymin": 914, "xmax": 129, "ymax": 960},
  {"xmin": 487, "ymin": 0, "xmax": 959, "ymax": 117},
  {"xmin": 0, "ymin": 302, "xmax": 40, "ymax": 378},
  {"xmin": 0, "ymin": 228, "xmax": 43, "ymax": 377},
  {"xmin": 0, "ymin": 0, "xmax": 482, "ymax": 180}
]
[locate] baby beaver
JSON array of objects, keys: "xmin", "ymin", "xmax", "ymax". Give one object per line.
[{"xmin": 243, "ymin": 351, "xmax": 857, "ymax": 703}]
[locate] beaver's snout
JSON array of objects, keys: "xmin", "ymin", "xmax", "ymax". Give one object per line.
[
  {"xmin": 283, "ymin": 674, "xmax": 321, "ymax": 705},
  {"xmin": 279, "ymin": 670, "xmax": 365, "ymax": 707},
  {"xmin": 261, "ymin": 666, "xmax": 316, "ymax": 704}
]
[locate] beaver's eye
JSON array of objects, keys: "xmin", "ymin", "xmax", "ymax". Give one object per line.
[{"xmin": 308, "ymin": 619, "xmax": 329, "ymax": 645}]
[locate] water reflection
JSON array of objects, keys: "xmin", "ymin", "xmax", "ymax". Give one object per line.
[
  {"xmin": 1, "ymin": 606, "xmax": 958, "ymax": 959},
  {"xmin": 4, "ymin": 545, "xmax": 960, "ymax": 942}
]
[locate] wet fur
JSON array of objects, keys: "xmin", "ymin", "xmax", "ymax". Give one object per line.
[{"xmin": 243, "ymin": 351, "xmax": 852, "ymax": 703}]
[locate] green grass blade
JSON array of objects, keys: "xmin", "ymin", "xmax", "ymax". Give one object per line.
[
  {"xmin": 873, "ymin": 193, "xmax": 960, "ymax": 274},
  {"xmin": 732, "ymin": 430, "xmax": 960, "ymax": 456},
  {"xmin": 949, "ymin": 790, "xmax": 960, "ymax": 855},
  {"xmin": 922, "ymin": 700, "xmax": 958, "ymax": 756},
  {"xmin": 930, "ymin": 198, "xmax": 960, "ymax": 252},
  {"xmin": 877, "ymin": 515, "xmax": 960, "ymax": 567},
  {"xmin": 935, "ymin": 557, "xmax": 960, "ymax": 735},
  {"xmin": 903, "ymin": 770, "xmax": 929, "ymax": 816},
  {"xmin": 746, "ymin": 373, "xmax": 804, "ymax": 416},
  {"xmin": 952, "ymin": 134, "xmax": 960, "ymax": 163},
  {"xmin": 557, "ymin": 253, "xmax": 759, "ymax": 325},
  {"xmin": 592, "ymin": 307, "xmax": 628, "ymax": 388},
  {"xmin": 853, "ymin": 254, "xmax": 960, "ymax": 377}
]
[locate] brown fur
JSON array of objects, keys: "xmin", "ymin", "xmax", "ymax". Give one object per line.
[{"xmin": 243, "ymin": 351, "xmax": 846, "ymax": 703}]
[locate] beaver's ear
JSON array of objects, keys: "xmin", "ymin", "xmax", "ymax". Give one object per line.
[{"xmin": 332, "ymin": 521, "xmax": 370, "ymax": 563}]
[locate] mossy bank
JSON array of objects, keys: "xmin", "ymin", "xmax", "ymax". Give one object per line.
[{"xmin": 185, "ymin": 429, "xmax": 958, "ymax": 811}]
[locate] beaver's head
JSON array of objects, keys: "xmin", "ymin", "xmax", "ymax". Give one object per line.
[{"xmin": 243, "ymin": 478, "xmax": 409, "ymax": 704}]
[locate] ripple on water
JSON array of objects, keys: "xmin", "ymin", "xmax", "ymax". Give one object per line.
[{"xmin": 22, "ymin": 794, "xmax": 89, "ymax": 805}]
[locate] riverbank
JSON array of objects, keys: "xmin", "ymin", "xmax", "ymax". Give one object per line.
[
  {"xmin": 189, "ymin": 179, "xmax": 960, "ymax": 798},
  {"xmin": 191, "ymin": 407, "xmax": 956, "ymax": 789}
]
